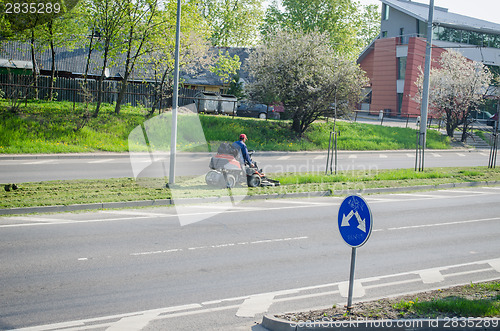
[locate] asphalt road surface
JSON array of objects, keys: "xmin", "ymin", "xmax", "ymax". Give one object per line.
[
  {"xmin": 0, "ymin": 149, "xmax": 493, "ymax": 183},
  {"xmin": 1, "ymin": 187, "xmax": 500, "ymax": 330}
]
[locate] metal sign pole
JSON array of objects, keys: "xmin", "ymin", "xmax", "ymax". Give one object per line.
[
  {"xmin": 168, "ymin": 0, "xmax": 181, "ymax": 186},
  {"xmin": 346, "ymin": 247, "xmax": 357, "ymax": 311}
]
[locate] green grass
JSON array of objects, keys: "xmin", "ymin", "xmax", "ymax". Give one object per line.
[
  {"xmin": 2, "ymin": 167, "xmax": 499, "ymax": 210},
  {"xmin": 0, "ymin": 99, "xmax": 450, "ymax": 154},
  {"xmin": 393, "ymin": 282, "xmax": 500, "ymax": 318}
]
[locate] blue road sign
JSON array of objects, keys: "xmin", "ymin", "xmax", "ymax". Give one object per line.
[{"xmin": 338, "ymin": 195, "xmax": 372, "ymax": 247}]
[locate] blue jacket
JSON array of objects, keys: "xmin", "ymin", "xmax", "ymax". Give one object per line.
[{"xmin": 232, "ymin": 140, "xmax": 252, "ymax": 165}]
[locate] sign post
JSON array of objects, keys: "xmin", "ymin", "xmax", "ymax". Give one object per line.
[{"xmin": 338, "ymin": 195, "xmax": 373, "ymax": 311}]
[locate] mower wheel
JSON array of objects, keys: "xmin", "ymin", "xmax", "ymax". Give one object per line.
[
  {"xmin": 225, "ymin": 174, "xmax": 236, "ymax": 188},
  {"xmin": 247, "ymin": 174, "xmax": 261, "ymax": 187},
  {"xmin": 205, "ymin": 170, "xmax": 223, "ymax": 187}
]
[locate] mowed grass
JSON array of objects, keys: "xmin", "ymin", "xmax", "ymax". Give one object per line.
[
  {"xmin": 1, "ymin": 167, "xmax": 499, "ymax": 210},
  {"xmin": 0, "ymin": 99, "xmax": 450, "ymax": 154}
]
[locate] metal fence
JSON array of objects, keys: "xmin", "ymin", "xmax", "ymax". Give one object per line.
[{"xmin": 0, "ymin": 73, "xmax": 199, "ymax": 111}]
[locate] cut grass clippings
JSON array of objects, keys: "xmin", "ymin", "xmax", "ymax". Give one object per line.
[{"xmin": 1, "ymin": 167, "xmax": 499, "ymax": 210}]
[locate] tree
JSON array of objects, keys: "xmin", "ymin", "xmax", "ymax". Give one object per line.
[
  {"xmin": 197, "ymin": 0, "xmax": 264, "ymax": 47},
  {"xmin": 86, "ymin": 0, "xmax": 127, "ymax": 117},
  {"xmin": 113, "ymin": 0, "xmax": 159, "ymax": 115},
  {"xmin": 143, "ymin": 0, "xmax": 212, "ymax": 114},
  {"xmin": 260, "ymin": 0, "xmax": 380, "ymax": 59},
  {"xmin": 246, "ymin": 30, "xmax": 368, "ymax": 137},
  {"xmin": 209, "ymin": 50, "xmax": 241, "ymax": 88},
  {"xmin": 415, "ymin": 50, "xmax": 493, "ymax": 142}
]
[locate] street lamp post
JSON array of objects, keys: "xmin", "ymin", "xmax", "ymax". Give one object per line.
[{"xmin": 416, "ymin": 0, "xmax": 434, "ymax": 172}]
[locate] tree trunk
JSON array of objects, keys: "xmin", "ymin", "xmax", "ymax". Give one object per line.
[
  {"xmin": 49, "ymin": 22, "xmax": 56, "ymax": 101},
  {"xmin": 30, "ymin": 29, "xmax": 38, "ymax": 100},
  {"xmin": 93, "ymin": 43, "xmax": 110, "ymax": 118}
]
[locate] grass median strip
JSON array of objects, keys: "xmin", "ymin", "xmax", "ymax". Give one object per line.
[{"xmin": 1, "ymin": 167, "xmax": 500, "ymax": 210}]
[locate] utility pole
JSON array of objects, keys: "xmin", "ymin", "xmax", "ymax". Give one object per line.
[
  {"xmin": 416, "ymin": 0, "xmax": 434, "ymax": 171},
  {"xmin": 169, "ymin": 0, "xmax": 181, "ymax": 185}
]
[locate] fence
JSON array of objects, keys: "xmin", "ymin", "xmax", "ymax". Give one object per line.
[{"xmin": 0, "ymin": 73, "xmax": 198, "ymax": 111}]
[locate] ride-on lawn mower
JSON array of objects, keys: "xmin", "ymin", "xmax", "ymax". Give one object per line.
[{"xmin": 205, "ymin": 143, "xmax": 280, "ymax": 188}]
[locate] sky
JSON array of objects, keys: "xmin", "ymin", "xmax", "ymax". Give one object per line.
[{"xmin": 358, "ymin": 0, "xmax": 500, "ymax": 25}]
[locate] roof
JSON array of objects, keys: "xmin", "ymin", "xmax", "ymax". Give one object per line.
[
  {"xmin": 0, "ymin": 41, "xmax": 253, "ymax": 86},
  {"xmin": 0, "ymin": 59, "xmax": 32, "ymax": 69},
  {"xmin": 381, "ymin": 0, "xmax": 500, "ymax": 34}
]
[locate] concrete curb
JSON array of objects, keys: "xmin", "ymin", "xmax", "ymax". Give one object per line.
[
  {"xmin": 262, "ymin": 315, "xmax": 500, "ymax": 331},
  {"xmin": 1, "ymin": 181, "xmax": 499, "ymax": 216}
]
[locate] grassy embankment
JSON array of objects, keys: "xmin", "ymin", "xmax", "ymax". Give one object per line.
[
  {"xmin": 3, "ymin": 99, "xmax": 496, "ymax": 211},
  {"xmin": 0, "ymin": 99, "xmax": 450, "ymax": 153}
]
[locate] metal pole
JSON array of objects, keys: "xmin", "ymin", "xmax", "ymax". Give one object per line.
[
  {"xmin": 168, "ymin": 0, "xmax": 181, "ymax": 185},
  {"xmin": 417, "ymin": 0, "xmax": 434, "ymax": 172},
  {"xmin": 346, "ymin": 247, "xmax": 357, "ymax": 311},
  {"xmin": 334, "ymin": 132, "xmax": 338, "ymax": 175},
  {"xmin": 326, "ymin": 132, "xmax": 332, "ymax": 175}
]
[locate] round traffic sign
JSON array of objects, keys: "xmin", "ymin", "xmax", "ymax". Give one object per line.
[{"xmin": 338, "ymin": 195, "xmax": 372, "ymax": 247}]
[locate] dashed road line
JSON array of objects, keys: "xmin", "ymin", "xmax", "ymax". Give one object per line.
[
  {"xmin": 128, "ymin": 236, "xmax": 308, "ymax": 257},
  {"xmin": 87, "ymin": 159, "xmax": 114, "ymax": 164}
]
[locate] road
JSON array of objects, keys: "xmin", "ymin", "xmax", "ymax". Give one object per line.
[
  {"xmin": 0, "ymin": 149, "xmax": 493, "ymax": 183},
  {"xmin": 1, "ymin": 187, "xmax": 500, "ymax": 330}
]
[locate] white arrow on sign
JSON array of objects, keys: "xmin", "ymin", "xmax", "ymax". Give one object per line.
[{"xmin": 341, "ymin": 210, "xmax": 366, "ymax": 233}]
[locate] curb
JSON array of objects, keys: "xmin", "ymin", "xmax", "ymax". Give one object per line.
[
  {"xmin": 261, "ymin": 315, "xmax": 500, "ymax": 331},
  {"xmin": 1, "ymin": 181, "xmax": 499, "ymax": 216}
]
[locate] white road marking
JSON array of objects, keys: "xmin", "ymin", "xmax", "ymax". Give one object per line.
[
  {"xmin": 489, "ymin": 259, "xmax": 500, "ymax": 273},
  {"xmin": 129, "ymin": 236, "xmax": 308, "ymax": 257},
  {"xmin": 14, "ymin": 258, "xmax": 500, "ymax": 331},
  {"xmin": 431, "ymin": 153, "xmax": 442, "ymax": 157},
  {"xmin": 100, "ymin": 210, "xmax": 170, "ymax": 217},
  {"xmin": 277, "ymin": 155, "xmax": 291, "ymax": 160},
  {"xmin": 418, "ymin": 269, "xmax": 444, "ymax": 284},
  {"xmin": 457, "ymin": 153, "xmax": 466, "ymax": 157},
  {"xmin": 338, "ymin": 280, "xmax": 365, "ymax": 298},
  {"xmin": 314, "ymin": 155, "xmax": 325, "ymax": 160},
  {"xmin": 87, "ymin": 159, "xmax": 114, "ymax": 164},
  {"xmin": 3, "ymin": 188, "xmax": 500, "ymax": 229},
  {"xmin": 379, "ymin": 154, "xmax": 388, "ymax": 158},
  {"xmin": 105, "ymin": 311, "xmax": 159, "ymax": 331},
  {"xmin": 480, "ymin": 153, "xmax": 489, "ymax": 156},
  {"xmin": 236, "ymin": 294, "xmax": 275, "ymax": 317},
  {"xmin": 406, "ymin": 153, "xmax": 414, "ymax": 157},
  {"xmin": 22, "ymin": 160, "xmax": 56, "ymax": 165},
  {"xmin": 387, "ymin": 217, "xmax": 500, "ymax": 231},
  {"xmin": 348, "ymin": 155, "xmax": 357, "ymax": 159}
]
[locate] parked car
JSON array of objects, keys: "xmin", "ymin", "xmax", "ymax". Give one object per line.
[
  {"xmin": 487, "ymin": 113, "xmax": 498, "ymax": 127},
  {"xmin": 470, "ymin": 110, "xmax": 493, "ymax": 120},
  {"xmin": 236, "ymin": 102, "xmax": 280, "ymax": 119}
]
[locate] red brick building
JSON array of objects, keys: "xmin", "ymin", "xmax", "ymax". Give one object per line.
[{"xmin": 358, "ymin": 0, "xmax": 500, "ymax": 118}]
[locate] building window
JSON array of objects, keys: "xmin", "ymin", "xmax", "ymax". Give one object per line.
[
  {"xmin": 398, "ymin": 57, "xmax": 407, "ymax": 80},
  {"xmin": 382, "ymin": 4, "xmax": 389, "ymax": 20},
  {"xmin": 398, "ymin": 93, "xmax": 403, "ymax": 115},
  {"xmin": 400, "ymin": 28, "xmax": 406, "ymax": 44},
  {"xmin": 382, "ymin": 31, "xmax": 388, "ymax": 38},
  {"xmin": 433, "ymin": 26, "xmax": 500, "ymax": 49}
]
